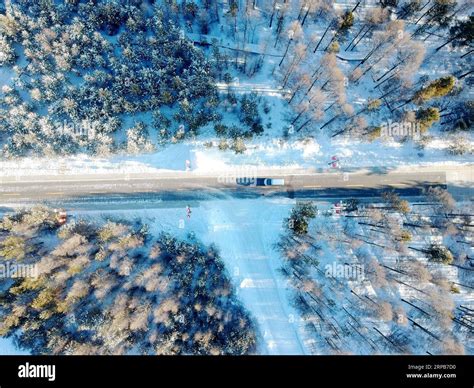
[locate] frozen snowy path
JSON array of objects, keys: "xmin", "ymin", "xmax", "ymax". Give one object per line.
[{"xmin": 199, "ymin": 198, "xmax": 308, "ymax": 354}]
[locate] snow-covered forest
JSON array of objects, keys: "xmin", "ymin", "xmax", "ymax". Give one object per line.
[
  {"xmin": 278, "ymin": 188, "xmax": 473, "ymax": 354},
  {"xmin": 0, "ymin": 0, "xmax": 472, "ymax": 357},
  {"xmin": 0, "ymin": 206, "xmax": 257, "ymax": 354},
  {"xmin": 0, "ymin": 0, "xmax": 472, "ymax": 160}
]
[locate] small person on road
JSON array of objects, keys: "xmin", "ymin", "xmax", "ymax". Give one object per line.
[{"xmin": 186, "ymin": 205, "xmax": 192, "ymax": 219}]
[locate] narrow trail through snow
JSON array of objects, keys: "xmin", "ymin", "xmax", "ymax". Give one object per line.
[{"xmin": 200, "ymin": 197, "xmax": 308, "ymax": 355}]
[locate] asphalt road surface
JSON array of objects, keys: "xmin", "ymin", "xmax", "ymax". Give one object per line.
[{"xmin": 0, "ymin": 166, "xmax": 463, "ymax": 203}]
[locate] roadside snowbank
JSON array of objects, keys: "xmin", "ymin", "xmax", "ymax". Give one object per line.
[{"xmin": 0, "ymin": 134, "xmax": 472, "ymax": 177}]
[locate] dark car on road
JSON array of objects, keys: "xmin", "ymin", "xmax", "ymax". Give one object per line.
[{"xmin": 236, "ymin": 178, "xmax": 284, "ymax": 186}]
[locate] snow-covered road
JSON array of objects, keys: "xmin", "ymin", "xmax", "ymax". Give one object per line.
[{"xmin": 199, "ymin": 197, "xmax": 308, "ymax": 354}]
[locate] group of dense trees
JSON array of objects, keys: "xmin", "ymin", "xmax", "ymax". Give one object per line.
[
  {"xmin": 212, "ymin": 92, "xmax": 265, "ymax": 153},
  {"xmin": 0, "ymin": 0, "xmax": 471, "ymax": 157},
  {"xmin": 197, "ymin": 0, "xmax": 472, "ymax": 146},
  {"xmin": 0, "ymin": 206, "xmax": 257, "ymax": 355},
  {"xmin": 278, "ymin": 190, "xmax": 472, "ymax": 354},
  {"xmin": 0, "ymin": 1, "xmax": 221, "ymax": 157}
]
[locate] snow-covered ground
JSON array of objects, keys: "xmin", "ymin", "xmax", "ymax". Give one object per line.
[
  {"xmin": 198, "ymin": 197, "xmax": 308, "ymax": 354},
  {"xmin": 1, "ymin": 134, "xmax": 472, "ymax": 178},
  {"xmin": 0, "ymin": 338, "xmax": 29, "ymax": 355},
  {"xmin": 66, "ymin": 195, "xmax": 312, "ymax": 355}
]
